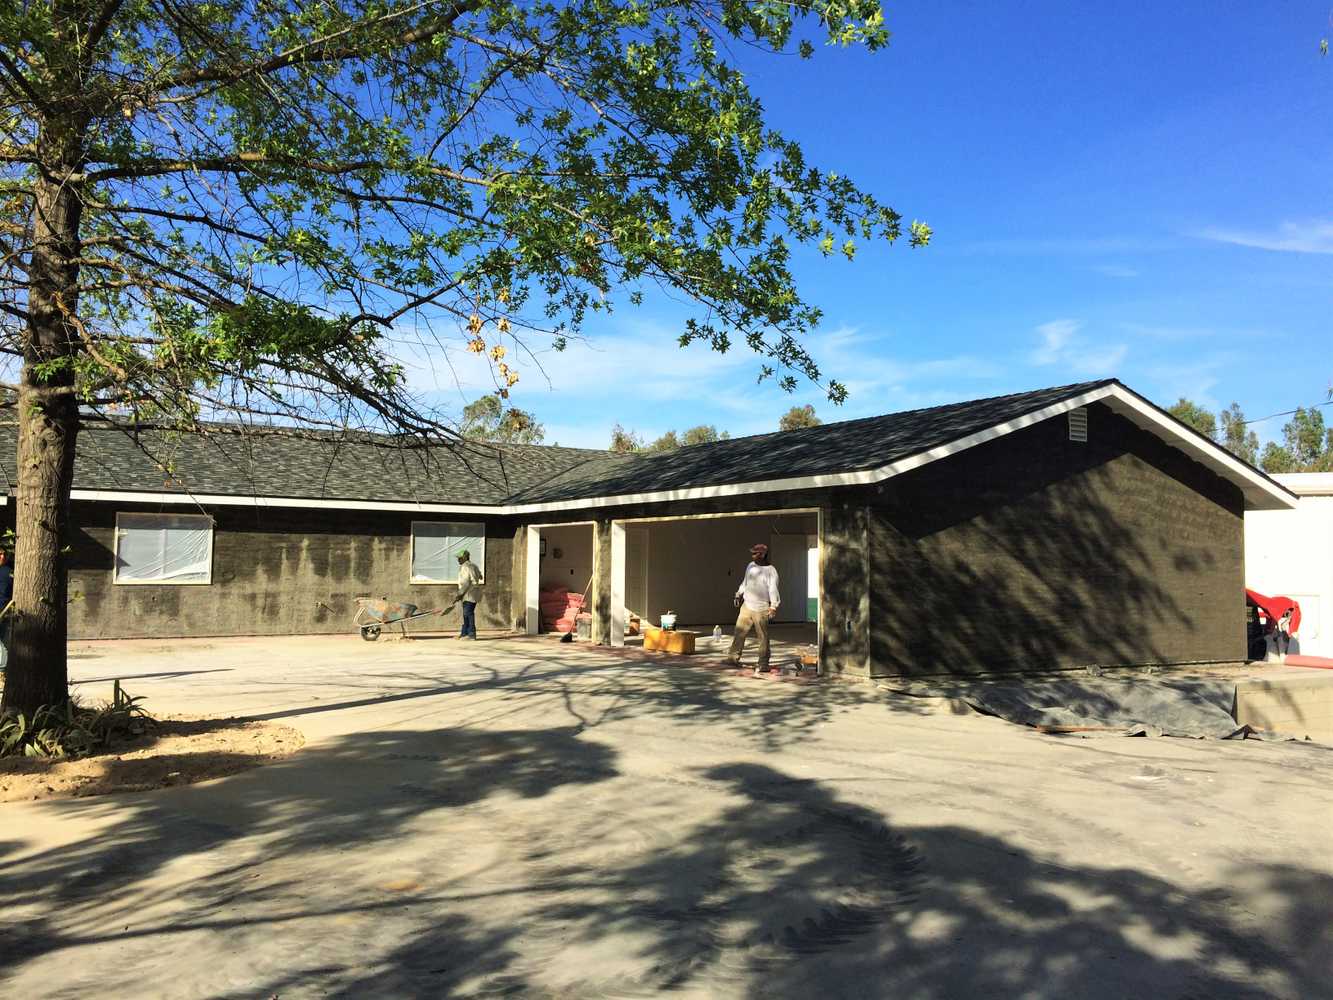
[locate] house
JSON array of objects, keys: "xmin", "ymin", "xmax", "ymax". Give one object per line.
[
  {"xmin": 0, "ymin": 379, "xmax": 1297, "ymax": 677},
  {"xmin": 1245, "ymin": 473, "xmax": 1333, "ymax": 657}
]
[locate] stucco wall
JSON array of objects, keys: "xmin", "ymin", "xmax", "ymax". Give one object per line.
[
  {"xmin": 67, "ymin": 502, "xmax": 516, "ymax": 639},
  {"xmin": 866, "ymin": 403, "xmax": 1246, "ymax": 677},
  {"xmin": 1245, "ymin": 489, "xmax": 1333, "ymax": 657}
]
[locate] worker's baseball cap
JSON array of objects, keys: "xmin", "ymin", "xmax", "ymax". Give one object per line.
[
  {"xmin": 750, "ymin": 543, "xmax": 768, "ymax": 557},
  {"xmin": 457, "ymin": 549, "xmax": 470, "ymax": 561}
]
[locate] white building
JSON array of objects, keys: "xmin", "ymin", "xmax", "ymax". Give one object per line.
[{"xmin": 1245, "ymin": 473, "xmax": 1333, "ymax": 657}]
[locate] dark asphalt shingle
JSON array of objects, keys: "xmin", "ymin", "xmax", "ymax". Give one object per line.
[
  {"xmin": 507, "ymin": 380, "xmax": 1112, "ymax": 503},
  {"xmin": 0, "ymin": 381, "xmax": 1111, "ymax": 506}
]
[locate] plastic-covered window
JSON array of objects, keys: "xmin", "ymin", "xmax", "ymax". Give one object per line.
[
  {"xmin": 411, "ymin": 521, "xmax": 484, "ymax": 583},
  {"xmin": 114, "ymin": 513, "xmax": 214, "ymax": 584}
]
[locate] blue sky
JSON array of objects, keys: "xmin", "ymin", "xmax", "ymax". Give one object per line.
[{"xmin": 419, "ymin": 3, "xmax": 1333, "ymax": 449}]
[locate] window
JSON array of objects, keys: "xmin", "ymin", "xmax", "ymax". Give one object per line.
[
  {"xmin": 411, "ymin": 521, "xmax": 485, "ymax": 584},
  {"xmin": 114, "ymin": 512, "xmax": 214, "ymax": 584}
]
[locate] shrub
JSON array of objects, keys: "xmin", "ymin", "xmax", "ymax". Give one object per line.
[{"xmin": 0, "ymin": 682, "xmax": 149, "ymax": 759}]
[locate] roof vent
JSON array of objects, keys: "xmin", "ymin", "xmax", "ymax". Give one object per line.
[{"xmin": 1068, "ymin": 407, "xmax": 1088, "ymax": 443}]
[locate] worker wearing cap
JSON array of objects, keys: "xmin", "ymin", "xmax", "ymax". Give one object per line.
[
  {"xmin": 455, "ymin": 549, "xmax": 482, "ymax": 640},
  {"xmin": 725, "ymin": 543, "xmax": 780, "ymax": 671}
]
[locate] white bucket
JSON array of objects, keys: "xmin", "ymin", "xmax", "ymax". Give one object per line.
[{"xmin": 660, "ymin": 613, "xmax": 677, "ymax": 631}]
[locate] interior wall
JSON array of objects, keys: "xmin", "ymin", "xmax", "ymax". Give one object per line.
[
  {"xmin": 538, "ymin": 524, "xmax": 594, "ymax": 595},
  {"xmin": 631, "ymin": 512, "xmax": 816, "ymax": 626}
]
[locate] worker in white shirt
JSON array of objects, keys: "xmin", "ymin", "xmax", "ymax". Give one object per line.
[
  {"xmin": 455, "ymin": 549, "xmax": 482, "ymax": 640},
  {"xmin": 724, "ymin": 542, "xmax": 780, "ymax": 672}
]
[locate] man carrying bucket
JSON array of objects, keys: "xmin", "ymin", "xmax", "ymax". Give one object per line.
[{"xmin": 724, "ymin": 543, "xmax": 780, "ymax": 672}]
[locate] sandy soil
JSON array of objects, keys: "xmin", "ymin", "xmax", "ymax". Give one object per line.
[{"xmin": 0, "ymin": 717, "xmax": 303, "ymax": 801}]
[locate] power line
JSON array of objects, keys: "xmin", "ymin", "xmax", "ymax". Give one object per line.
[{"xmin": 1242, "ymin": 397, "xmax": 1333, "ymax": 426}]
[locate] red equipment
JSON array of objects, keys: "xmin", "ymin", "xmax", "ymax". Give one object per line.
[{"xmin": 1246, "ymin": 589, "xmax": 1301, "ymax": 637}]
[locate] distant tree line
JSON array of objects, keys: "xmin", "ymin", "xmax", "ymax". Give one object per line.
[
  {"xmin": 606, "ymin": 405, "xmax": 823, "ymax": 452},
  {"xmin": 1168, "ymin": 398, "xmax": 1333, "ymax": 473}
]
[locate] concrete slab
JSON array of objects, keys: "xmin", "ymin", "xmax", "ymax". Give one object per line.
[
  {"xmin": 2, "ymin": 635, "xmax": 1331, "ymax": 998},
  {"xmin": 1234, "ymin": 667, "xmax": 1333, "ymax": 743}
]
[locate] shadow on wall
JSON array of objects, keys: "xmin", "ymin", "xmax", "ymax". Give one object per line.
[
  {"xmin": 1, "ymin": 733, "xmax": 1325, "ymax": 998},
  {"xmin": 871, "ymin": 440, "xmax": 1239, "ymax": 676}
]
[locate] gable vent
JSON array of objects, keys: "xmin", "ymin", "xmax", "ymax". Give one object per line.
[{"xmin": 1068, "ymin": 407, "xmax": 1088, "ymax": 442}]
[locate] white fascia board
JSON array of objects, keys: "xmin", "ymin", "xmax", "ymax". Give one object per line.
[
  {"xmin": 60, "ymin": 382, "xmax": 1296, "ymax": 515},
  {"xmin": 1095, "ymin": 384, "xmax": 1298, "ymax": 511},
  {"xmin": 1271, "ymin": 472, "xmax": 1333, "ymax": 496},
  {"xmin": 70, "ymin": 489, "xmax": 501, "ymax": 515}
]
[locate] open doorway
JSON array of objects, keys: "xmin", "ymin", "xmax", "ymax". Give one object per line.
[
  {"xmin": 536, "ymin": 523, "xmax": 594, "ymax": 633},
  {"xmin": 615, "ymin": 509, "xmax": 820, "ymax": 654}
]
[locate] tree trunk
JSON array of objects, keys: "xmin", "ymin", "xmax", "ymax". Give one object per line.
[{"xmin": 0, "ymin": 168, "xmax": 83, "ymax": 718}]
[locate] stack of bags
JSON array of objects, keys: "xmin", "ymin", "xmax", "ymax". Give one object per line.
[{"xmin": 539, "ymin": 586, "xmax": 587, "ymax": 633}]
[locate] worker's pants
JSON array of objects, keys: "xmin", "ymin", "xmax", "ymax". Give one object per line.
[
  {"xmin": 460, "ymin": 601, "xmax": 477, "ymax": 639},
  {"xmin": 728, "ymin": 606, "xmax": 770, "ymax": 667}
]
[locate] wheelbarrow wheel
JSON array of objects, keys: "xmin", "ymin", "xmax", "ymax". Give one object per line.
[{"xmin": 360, "ymin": 624, "xmax": 382, "ymax": 642}]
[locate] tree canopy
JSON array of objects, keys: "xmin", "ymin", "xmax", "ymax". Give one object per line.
[
  {"xmin": 611, "ymin": 423, "xmax": 728, "ymax": 453},
  {"xmin": 459, "ymin": 395, "xmax": 544, "ymax": 444},
  {"xmin": 1167, "ymin": 397, "xmax": 1332, "ymax": 473},
  {"xmin": 0, "ymin": 0, "xmax": 927, "ymax": 715},
  {"xmin": 779, "ymin": 404, "xmax": 821, "ymax": 430},
  {"xmin": 1167, "ymin": 398, "xmax": 1217, "ymax": 439},
  {"xmin": 1219, "ymin": 403, "xmax": 1259, "ymax": 466},
  {"xmin": 1259, "ymin": 407, "xmax": 1333, "ymax": 473}
]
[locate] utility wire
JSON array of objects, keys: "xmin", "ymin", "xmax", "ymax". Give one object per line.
[{"xmin": 1243, "ymin": 396, "xmax": 1333, "ymax": 426}]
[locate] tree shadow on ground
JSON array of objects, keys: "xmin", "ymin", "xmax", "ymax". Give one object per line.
[
  {"xmin": 4, "ymin": 730, "xmax": 1328, "ymax": 998},
  {"xmin": 229, "ymin": 646, "xmax": 926, "ymax": 753},
  {"xmin": 0, "ymin": 723, "xmax": 617, "ymax": 988}
]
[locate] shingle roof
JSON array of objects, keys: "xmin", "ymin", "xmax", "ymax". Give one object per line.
[
  {"xmin": 0, "ymin": 422, "xmax": 609, "ymax": 506},
  {"xmin": 508, "ymin": 380, "xmax": 1113, "ymax": 503},
  {"xmin": 0, "ymin": 380, "xmax": 1112, "ymax": 507}
]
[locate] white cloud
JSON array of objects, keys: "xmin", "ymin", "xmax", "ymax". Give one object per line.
[
  {"xmin": 1029, "ymin": 319, "xmax": 1081, "ymax": 365},
  {"xmin": 1029, "ymin": 318, "xmax": 1127, "ymax": 376},
  {"xmin": 1195, "ymin": 219, "xmax": 1333, "ymax": 254}
]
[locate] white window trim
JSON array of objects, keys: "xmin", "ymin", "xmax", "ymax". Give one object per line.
[
  {"xmin": 409, "ymin": 520, "xmax": 486, "ymax": 586},
  {"xmin": 113, "ymin": 511, "xmax": 215, "ymax": 586}
]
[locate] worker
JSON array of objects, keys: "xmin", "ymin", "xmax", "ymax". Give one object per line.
[
  {"xmin": 455, "ymin": 549, "xmax": 482, "ymax": 640},
  {"xmin": 724, "ymin": 542, "xmax": 780, "ymax": 672}
]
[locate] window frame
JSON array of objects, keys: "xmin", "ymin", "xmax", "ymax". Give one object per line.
[
  {"xmin": 113, "ymin": 511, "xmax": 216, "ymax": 586},
  {"xmin": 409, "ymin": 520, "xmax": 486, "ymax": 586}
]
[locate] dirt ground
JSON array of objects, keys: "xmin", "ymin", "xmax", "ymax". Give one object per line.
[
  {"xmin": 0, "ymin": 717, "xmax": 303, "ymax": 802},
  {"xmin": 2, "ymin": 634, "xmax": 1331, "ymax": 999}
]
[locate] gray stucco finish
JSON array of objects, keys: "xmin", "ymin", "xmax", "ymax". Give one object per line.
[
  {"xmin": 66, "ymin": 503, "xmax": 517, "ymax": 639},
  {"xmin": 58, "ymin": 403, "xmax": 1247, "ymax": 677}
]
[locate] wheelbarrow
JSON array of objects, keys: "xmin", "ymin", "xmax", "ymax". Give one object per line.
[{"xmin": 353, "ymin": 596, "xmax": 452, "ymax": 641}]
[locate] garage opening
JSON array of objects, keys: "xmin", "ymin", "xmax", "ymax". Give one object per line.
[
  {"xmin": 615, "ymin": 510, "xmax": 820, "ymax": 655},
  {"xmin": 537, "ymin": 523, "xmax": 594, "ymax": 633}
]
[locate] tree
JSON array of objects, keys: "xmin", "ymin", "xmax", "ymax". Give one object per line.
[
  {"xmin": 779, "ymin": 405, "xmax": 822, "ymax": 431},
  {"xmin": 1219, "ymin": 403, "xmax": 1260, "ymax": 465},
  {"xmin": 609, "ymin": 424, "xmax": 642, "ymax": 454},
  {"xmin": 644, "ymin": 430, "xmax": 680, "ymax": 454},
  {"xmin": 459, "ymin": 395, "xmax": 544, "ymax": 445},
  {"xmin": 1168, "ymin": 398, "xmax": 1217, "ymax": 439},
  {"xmin": 1260, "ymin": 407, "xmax": 1333, "ymax": 473},
  {"xmin": 681, "ymin": 424, "xmax": 728, "ymax": 447},
  {"xmin": 0, "ymin": 2, "xmax": 923, "ymax": 715}
]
